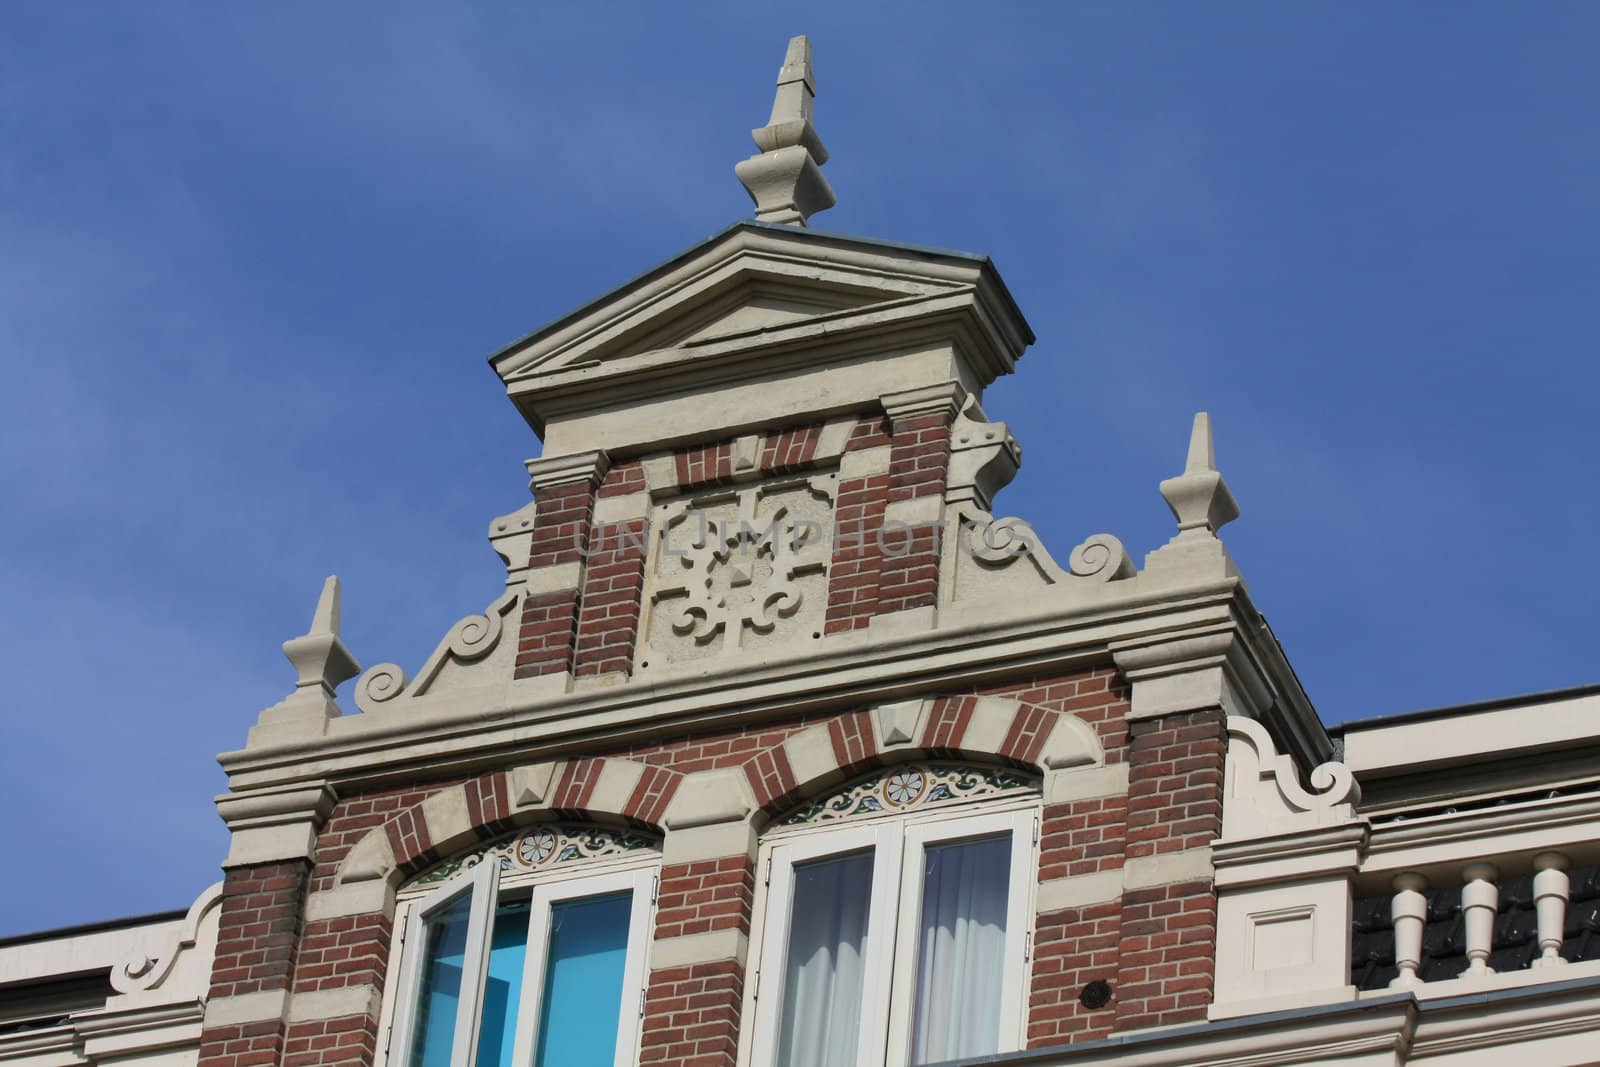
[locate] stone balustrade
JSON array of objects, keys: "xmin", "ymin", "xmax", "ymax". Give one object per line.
[{"xmin": 1359, "ymin": 851, "xmax": 1590, "ymax": 990}]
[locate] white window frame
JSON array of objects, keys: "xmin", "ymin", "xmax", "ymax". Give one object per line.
[
  {"xmin": 388, "ymin": 861, "xmax": 501, "ymax": 1067},
  {"xmin": 381, "ymin": 854, "xmax": 658, "ymax": 1067},
  {"xmin": 884, "ymin": 807, "xmax": 1037, "ymax": 1066},
  {"xmin": 744, "ymin": 798, "xmax": 1039, "ymax": 1067},
  {"xmin": 748, "ymin": 822, "xmax": 904, "ymax": 1067},
  {"xmin": 508, "ymin": 865, "xmax": 657, "ymax": 1067}
]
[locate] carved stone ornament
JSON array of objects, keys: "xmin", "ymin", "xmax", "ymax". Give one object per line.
[
  {"xmin": 1221, "ymin": 716, "xmax": 1360, "ymax": 841},
  {"xmin": 641, "ymin": 473, "xmax": 834, "ymax": 664},
  {"xmin": 356, "ymin": 590, "xmax": 519, "ymax": 711},
  {"xmin": 409, "ymin": 824, "xmax": 659, "ymax": 891},
  {"xmin": 110, "ymin": 881, "xmax": 223, "ymax": 1003},
  {"xmin": 949, "ymin": 504, "xmax": 1136, "ymax": 605}
]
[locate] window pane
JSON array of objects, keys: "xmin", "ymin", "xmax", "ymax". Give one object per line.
[
  {"xmin": 909, "ymin": 835, "xmax": 1011, "ymax": 1065},
  {"xmin": 534, "ymin": 892, "xmax": 633, "ymax": 1067},
  {"xmin": 775, "ymin": 850, "xmax": 875, "ymax": 1067},
  {"xmin": 476, "ymin": 899, "xmax": 531, "ymax": 1067},
  {"xmin": 407, "ymin": 891, "xmax": 474, "ymax": 1067}
]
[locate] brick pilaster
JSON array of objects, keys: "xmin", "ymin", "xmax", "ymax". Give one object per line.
[
  {"xmin": 1114, "ymin": 709, "xmax": 1226, "ymax": 1030},
  {"xmin": 640, "ymin": 855, "xmax": 756, "ymax": 1066},
  {"xmin": 514, "ymin": 450, "xmax": 609, "ymax": 679},
  {"xmin": 823, "ymin": 414, "xmax": 892, "ymax": 633},
  {"xmin": 574, "ymin": 460, "xmax": 649, "ymax": 677},
  {"xmin": 878, "ymin": 408, "xmax": 954, "ymax": 614},
  {"xmin": 198, "ymin": 861, "xmax": 312, "ymax": 1067}
]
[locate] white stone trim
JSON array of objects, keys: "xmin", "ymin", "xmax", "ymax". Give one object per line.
[
  {"xmin": 587, "ymin": 759, "xmax": 647, "ymax": 815},
  {"xmin": 1036, "ymin": 869, "xmax": 1124, "ymax": 913},
  {"xmin": 640, "ymin": 452, "xmax": 677, "ymax": 492},
  {"xmin": 509, "ymin": 760, "xmax": 560, "ymax": 808},
  {"xmin": 202, "ymin": 989, "xmax": 287, "ymax": 1028},
  {"xmin": 663, "ymin": 768, "xmax": 756, "ymax": 830},
  {"xmin": 524, "ymin": 562, "xmax": 582, "ymax": 595},
  {"xmin": 1122, "ymin": 847, "xmax": 1213, "ymax": 890},
  {"xmin": 304, "ymin": 880, "xmax": 395, "ymax": 922},
  {"xmin": 419, "ymin": 786, "xmax": 472, "ymax": 851},
  {"xmin": 1044, "ymin": 762, "xmax": 1129, "ymax": 806},
  {"xmin": 338, "ymin": 828, "xmax": 397, "ymax": 885},
  {"xmin": 287, "ymin": 986, "xmax": 381, "ymax": 1024},
  {"xmin": 959, "ymin": 696, "xmax": 1019, "ymax": 757},
  {"xmin": 223, "ymin": 822, "xmax": 320, "ymax": 869},
  {"xmin": 526, "ymin": 450, "xmax": 609, "ymax": 491},
  {"xmin": 661, "ymin": 819, "xmax": 758, "ymax": 866},
  {"xmin": 882, "ymin": 494, "xmax": 943, "ymax": 526},
  {"xmin": 813, "ymin": 416, "xmax": 858, "ymax": 460},
  {"xmin": 838, "ymin": 443, "xmax": 892, "ymax": 480},
  {"xmin": 593, "ymin": 491, "xmax": 650, "ymax": 525},
  {"xmin": 780, "ymin": 725, "xmax": 839, "ymax": 790},
  {"xmin": 648, "ymin": 929, "xmax": 749, "ymax": 970}
]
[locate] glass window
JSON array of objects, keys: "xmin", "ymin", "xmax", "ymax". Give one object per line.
[
  {"xmin": 532, "ymin": 892, "xmax": 633, "ymax": 1067},
  {"xmin": 389, "ymin": 861, "xmax": 655, "ymax": 1067},
  {"xmin": 750, "ymin": 806, "xmax": 1036, "ymax": 1067}
]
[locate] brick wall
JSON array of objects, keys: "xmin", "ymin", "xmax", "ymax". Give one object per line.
[
  {"xmin": 878, "ymin": 411, "xmax": 952, "ymax": 614},
  {"xmin": 1115, "ymin": 710, "xmax": 1226, "ymax": 1030},
  {"xmin": 824, "ymin": 415, "xmax": 892, "ymax": 632},
  {"xmin": 205, "ymin": 667, "xmax": 1234, "ymax": 1067},
  {"xmin": 198, "ymin": 861, "xmax": 311, "ymax": 1067}
]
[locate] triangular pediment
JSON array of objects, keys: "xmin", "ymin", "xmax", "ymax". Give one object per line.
[{"xmin": 489, "ymin": 221, "xmax": 1033, "ymax": 448}]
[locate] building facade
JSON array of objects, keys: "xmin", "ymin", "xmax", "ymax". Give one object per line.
[{"xmin": 6, "ymin": 36, "xmax": 1600, "ymax": 1067}]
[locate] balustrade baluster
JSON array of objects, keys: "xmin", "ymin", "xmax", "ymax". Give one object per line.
[
  {"xmin": 1461, "ymin": 862, "xmax": 1499, "ymax": 977},
  {"xmin": 1389, "ymin": 872, "xmax": 1429, "ymax": 988},
  {"xmin": 1532, "ymin": 851, "xmax": 1570, "ymax": 969}
]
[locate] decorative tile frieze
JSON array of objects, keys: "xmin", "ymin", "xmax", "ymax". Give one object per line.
[
  {"xmin": 410, "ymin": 824, "xmax": 659, "ymax": 889},
  {"xmin": 776, "ymin": 762, "xmax": 1039, "ymax": 827}
]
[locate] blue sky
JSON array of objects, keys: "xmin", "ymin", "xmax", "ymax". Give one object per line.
[{"xmin": 2, "ymin": 3, "xmax": 1595, "ymax": 934}]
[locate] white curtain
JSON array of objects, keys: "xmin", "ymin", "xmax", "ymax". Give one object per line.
[
  {"xmin": 909, "ymin": 835, "xmax": 1011, "ymax": 1064},
  {"xmin": 775, "ymin": 851, "xmax": 875, "ymax": 1067}
]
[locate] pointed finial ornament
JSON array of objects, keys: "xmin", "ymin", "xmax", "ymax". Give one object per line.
[
  {"xmin": 735, "ymin": 36, "xmax": 836, "ymax": 227},
  {"xmin": 1161, "ymin": 413, "xmax": 1240, "ymax": 539},
  {"xmin": 282, "ymin": 576, "xmax": 361, "ymax": 696}
]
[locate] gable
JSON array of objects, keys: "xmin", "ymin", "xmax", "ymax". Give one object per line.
[{"xmin": 487, "ymin": 222, "xmax": 1033, "ymax": 447}]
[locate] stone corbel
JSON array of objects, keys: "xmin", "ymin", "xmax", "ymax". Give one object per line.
[
  {"xmin": 945, "ymin": 398, "xmax": 1020, "ymax": 511},
  {"xmin": 489, "ymin": 501, "xmax": 539, "ymax": 586},
  {"xmin": 215, "ymin": 782, "xmax": 337, "ymax": 868},
  {"xmin": 1110, "ymin": 625, "xmax": 1271, "ymax": 722},
  {"xmin": 880, "ymin": 380, "xmax": 967, "ymax": 427},
  {"xmin": 526, "ymin": 448, "xmax": 611, "ymax": 493}
]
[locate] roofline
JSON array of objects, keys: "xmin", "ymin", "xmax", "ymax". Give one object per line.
[
  {"xmin": 932, "ymin": 973, "xmax": 1600, "ymax": 1066},
  {"xmin": 483, "ymin": 218, "xmax": 1031, "ymax": 368},
  {"xmin": 0, "ymin": 907, "xmax": 189, "ymax": 950},
  {"xmin": 1329, "ymin": 680, "xmax": 1600, "ymax": 737}
]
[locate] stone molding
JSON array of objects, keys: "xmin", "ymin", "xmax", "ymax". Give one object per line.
[
  {"xmin": 525, "ymin": 449, "xmax": 610, "ymax": 491},
  {"xmin": 215, "ymin": 783, "xmax": 336, "ymax": 868},
  {"xmin": 221, "ymin": 589, "xmax": 1299, "ymax": 793}
]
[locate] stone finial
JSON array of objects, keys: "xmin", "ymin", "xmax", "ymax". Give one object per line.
[
  {"xmin": 249, "ymin": 577, "xmax": 362, "ymax": 746},
  {"xmin": 1159, "ymin": 413, "xmax": 1240, "ymax": 540},
  {"xmin": 735, "ymin": 35, "xmax": 836, "ymax": 227},
  {"xmin": 281, "ymin": 576, "xmax": 361, "ymax": 696}
]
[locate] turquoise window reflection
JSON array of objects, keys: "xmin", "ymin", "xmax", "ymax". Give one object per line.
[
  {"xmin": 476, "ymin": 900, "xmax": 531, "ymax": 1067},
  {"xmin": 533, "ymin": 892, "xmax": 633, "ymax": 1067},
  {"xmin": 408, "ymin": 892, "xmax": 473, "ymax": 1067}
]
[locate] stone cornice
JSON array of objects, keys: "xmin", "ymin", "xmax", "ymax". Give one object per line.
[
  {"xmin": 1109, "ymin": 588, "xmax": 1329, "ymax": 772},
  {"xmin": 217, "ymin": 577, "xmax": 1324, "ymax": 799},
  {"xmin": 1358, "ymin": 792, "xmax": 1600, "ymax": 886}
]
